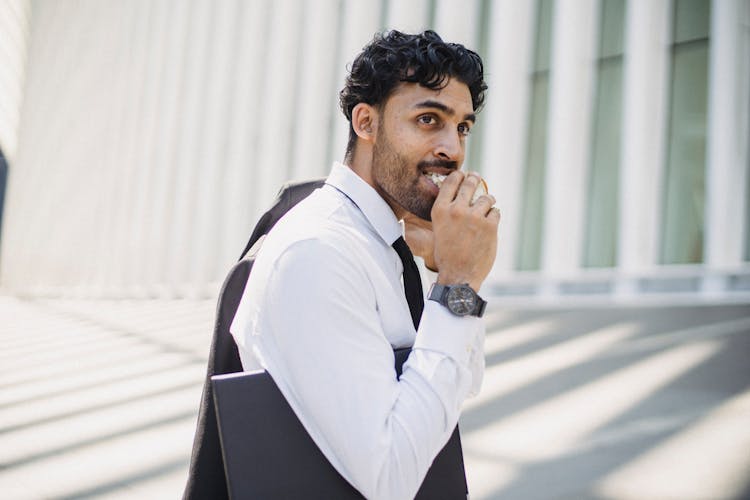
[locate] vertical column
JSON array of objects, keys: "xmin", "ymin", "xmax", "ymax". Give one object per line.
[
  {"xmin": 220, "ymin": 0, "xmax": 271, "ymax": 269},
  {"xmin": 0, "ymin": 0, "xmax": 30, "ymax": 164},
  {"xmin": 1, "ymin": 0, "xmax": 37, "ymax": 291},
  {"xmin": 616, "ymin": 0, "xmax": 672, "ymax": 294},
  {"xmin": 142, "ymin": 0, "xmax": 193, "ymax": 295},
  {"xmin": 479, "ymin": 0, "xmax": 537, "ymax": 282},
  {"xmin": 185, "ymin": 0, "xmax": 238, "ymax": 293},
  {"xmin": 330, "ymin": 0, "xmax": 384, "ymax": 165},
  {"xmin": 289, "ymin": 0, "xmax": 341, "ymax": 180},
  {"xmin": 85, "ymin": 0, "xmax": 132, "ymax": 295},
  {"xmin": 116, "ymin": 0, "xmax": 163, "ymax": 295},
  {"xmin": 165, "ymin": 0, "xmax": 215, "ymax": 294},
  {"xmin": 123, "ymin": 0, "xmax": 168, "ymax": 296},
  {"xmin": 253, "ymin": 0, "xmax": 304, "ymax": 216},
  {"xmin": 106, "ymin": 0, "xmax": 152, "ymax": 295},
  {"xmin": 433, "ymin": 0, "xmax": 480, "ymax": 47},
  {"xmin": 0, "ymin": 0, "xmax": 26, "ymax": 288},
  {"xmin": 79, "ymin": 0, "xmax": 142, "ymax": 296},
  {"xmin": 541, "ymin": 0, "xmax": 599, "ymax": 281},
  {"xmin": 386, "ymin": 0, "xmax": 430, "ymax": 33},
  {"xmin": 703, "ymin": 0, "xmax": 750, "ymax": 292}
]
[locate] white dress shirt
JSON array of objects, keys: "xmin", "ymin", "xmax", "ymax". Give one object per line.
[{"xmin": 231, "ymin": 162, "xmax": 485, "ymax": 500}]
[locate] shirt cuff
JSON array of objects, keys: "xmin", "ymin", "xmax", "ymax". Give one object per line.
[{"xmin": 413, "ymin": 300, "xmax": 483, "ymax": 367}]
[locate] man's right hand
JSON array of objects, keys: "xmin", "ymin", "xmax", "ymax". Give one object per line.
[{"xmin": 430, "ymin": 171, "xmax": 500, "ymax": 292}]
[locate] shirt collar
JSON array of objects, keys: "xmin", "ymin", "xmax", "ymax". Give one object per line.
[{"xmin": 326, "ymin": 161, "xmax": 403, "ymax": 246}]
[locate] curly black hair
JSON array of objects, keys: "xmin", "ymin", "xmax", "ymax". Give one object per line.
[{"xmin": 339, "ymin": 30, "xmax": 487, "ymax": 159}]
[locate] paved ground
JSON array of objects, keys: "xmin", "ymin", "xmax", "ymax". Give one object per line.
[{"xmin": 0, "ymin": 295, "xmax": 749, "ymax": 499}]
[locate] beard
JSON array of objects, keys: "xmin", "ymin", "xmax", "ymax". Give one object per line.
[{"xmin": 371, "ymin": 130, "xmax": 435, "ymax": 221}]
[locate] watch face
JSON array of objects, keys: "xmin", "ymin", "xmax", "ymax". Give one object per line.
[{"xmin": 446, "ymin": 286, "xmax": 477, "ymax": 316}]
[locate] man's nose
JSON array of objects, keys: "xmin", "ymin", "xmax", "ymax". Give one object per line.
[{"xmin": 434, "ymin": 129, "xmax": 463, "ymax": 162}]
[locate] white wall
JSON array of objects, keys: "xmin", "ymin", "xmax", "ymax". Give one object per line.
[
  {"xmin": 0, "ymin": 0, "xmax": 30, "ymax": 163},
  {"xmin": 1, "ymin": 0, "xmax": 748, "ymax": 298}
]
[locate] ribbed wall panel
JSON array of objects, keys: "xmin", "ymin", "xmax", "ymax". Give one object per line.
[
  {"xmin": 289, "ymin": 0, "xmax": 341, "ymax": 182},
  {"xmin": 0, "ymin": 0, "xmax": 30, "ymax": 162},
  {"xmin": 616, "ymin": 0, "xmax": 672, "ymax": 292},
  {"xmin": 1, "ymin": 0, "xmax": 748, "ymax": 298},
  {"xmin": 541, "ymin": 0, "xmax": 599, "ymax": 279},
  {"xmin": 386, "ymin": 0, "xmax": 431, "ymax": 33},
  {"xmin": 329, "ymin": 0, "xmax": 384, "ymax": 165},
  {"xmin": 218, "ymin": 0, "xmax": 271, "ymax": 268},
  {"xmin": 480, "ymin": 0, "xmax": 537, "ymax": 280}
]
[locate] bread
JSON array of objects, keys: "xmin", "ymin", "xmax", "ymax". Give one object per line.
[{"xmin": 426, "ymin": 172, "xmax": 488, "ymax": 204}]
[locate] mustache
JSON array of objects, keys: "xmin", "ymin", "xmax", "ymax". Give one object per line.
[{"xmin": 418, "ymin": 160, "xmax": 458, "ymax": 171}]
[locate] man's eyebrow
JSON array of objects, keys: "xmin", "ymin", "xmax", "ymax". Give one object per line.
[{"xmin": 414, "ymin": 100, "xmax": 476, "ymax": 123}]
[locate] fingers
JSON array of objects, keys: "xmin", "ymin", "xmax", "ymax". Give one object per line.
[
  {"xmin": 487, "ymin": 206, "xmax": 501, "ymax": 223},
  {"xmin": 455, "ymin": 172, "xmax": 481, "ymax": 204},
  {"xmin": 433, "ymin": 171, "xmax": 499, "ymax": 223},
  {"xmin": 470, "ymin": 193, "xmax": 496, "ymax": 214},
  {"xmin": 430, "ymin": 172, "xmax": 500, "ymax": 290},
  {"xmin": 435, "ymin": 171, "xmax": 485, "ymax": 205},
  {"xmin": 434, "ymin": 170, "xmax": 464, "ymax": 205}
]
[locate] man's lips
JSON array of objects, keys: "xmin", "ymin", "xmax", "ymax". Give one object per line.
[
  {"xmin": 420, "ymin": 167, "xmax": 490, "ymax": 204},
  {"xmin": 422, "ymin": 172, "xmax": 446, "ymax": 191},
  {"xmin": 418, "ymin": 160, "xmax": 457, "ymax": 176}
]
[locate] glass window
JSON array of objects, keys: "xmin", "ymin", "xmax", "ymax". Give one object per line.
[
  {"xmin": 672, "ymin": 0, "xmax": 710, "ymax": 43},
  {"xmin": 517, "ymin": 0, "xmax": 553, "ymax": 271},
  {"xmin": 583, "ymin": 0, "xmax": 625, "ymax": 268},
  {"xmin": 660, "ymin": 0, "xmax": 711, "ymax": 264}
]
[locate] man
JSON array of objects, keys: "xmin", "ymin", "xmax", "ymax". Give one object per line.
[{"xmin": 231, "ymin": 30, "xmax": 499, "ymax": 499}]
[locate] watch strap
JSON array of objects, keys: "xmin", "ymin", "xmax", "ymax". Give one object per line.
[{"xmin": 427, "ymin": 283, "xmax": 487, "ymax": 317}]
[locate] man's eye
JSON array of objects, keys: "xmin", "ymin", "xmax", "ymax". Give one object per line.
[
  {"xmin": 458, "ymin": 123, "xmax": 471, "ymax": 136},
  {"xmin": 418, "ymin": 115, "xmax": 436, "ymax": 125}
]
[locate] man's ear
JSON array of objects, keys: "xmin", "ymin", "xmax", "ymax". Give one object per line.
[{"xmin": 351, "ymin": 103, "xmax": 378, "ymax": 143}]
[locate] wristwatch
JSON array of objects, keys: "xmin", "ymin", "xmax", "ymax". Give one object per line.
[{"xmin": 427, "ymin": 283, "xmax": 487, "ymax": 317}]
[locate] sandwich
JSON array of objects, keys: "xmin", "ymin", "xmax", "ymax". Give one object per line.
[{"xmin": 425, "ymin": 173, "xmax": 488, "ymax": 205}]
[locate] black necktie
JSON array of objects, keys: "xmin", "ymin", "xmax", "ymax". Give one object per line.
[{"xmin": 392, "ymin": 236, "xmax": 424, "ymax": 329}]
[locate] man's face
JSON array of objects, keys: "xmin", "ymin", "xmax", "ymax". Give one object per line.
[{"xmin": 370, "ymin": 78, "xmax": 475, "ymax": 221}]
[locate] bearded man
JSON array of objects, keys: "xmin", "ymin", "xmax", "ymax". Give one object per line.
[{"xmin": 230, "ymin": 30, "xmax": 499, "ymax": 500}]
